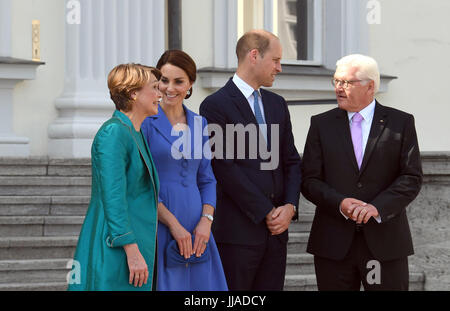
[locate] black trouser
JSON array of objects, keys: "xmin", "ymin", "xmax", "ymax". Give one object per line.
[
  {"xmin": 217, "ymin": 235, "xmax": 287, "ymax": 291},
  {"xmin": 314, "ymin": 230, "xmax": 409, "ymax": 291}
]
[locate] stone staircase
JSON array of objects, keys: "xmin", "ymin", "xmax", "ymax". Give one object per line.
[
  {"xmin": 284, "ymin": 197, "xmax": 426, "ymax": 291},
  {"xmin": 0, "ymin": 157, "xmax": 425, "ymax": 291},
  {"xmin": 0, "ymin": 157, "xmax": 89, "ymax": 291}
]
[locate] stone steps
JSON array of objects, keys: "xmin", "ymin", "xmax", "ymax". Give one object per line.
[
  {"xmin": 284, "ymin": 271, "xmax": 426, "ymax": 291},
  {"xmin": 0, "ymin": 258, "xmax": 71, "ymax": 284},
  {"xmin": 287, "ymin": 232, "xmax": 309, "ymax": 253},
  {"xmin": 0, "ymin": 176, "xmax": 91, "ymax": 196},
  {"xmin": 0, "ymin": 196, "xmax": 90, "ymax": 216},
  {"xmin": 289, "ymin": 213, "xmax": 314, "ymax": 233},
  {"xmin": 0, "ymin": 157, "xmax": 429, "ymax": 291},
  {"xmin": 0, "ymin": 216, "xmax": 84, "ymax": 237},
  {"xmin": 0, "ymin": 282, "xmax": 68, "ymax": 291},
  {"xmin": 0, "ymin": 157, "xmax": 91, "ymax": 177},
  {"xmin": 286, "ymin": 253, "xmax": 314, "ymax": 275},
  {"xmin": 0, "ymin": 236, "xmax": 78, "ymax": 260}
]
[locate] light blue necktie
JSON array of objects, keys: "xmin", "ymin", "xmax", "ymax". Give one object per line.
[
  {"xmin": 252, "ymin": 90, "xmax": 267, "ymax": 142},
  {"xmin": 252, "ymin": 90, "xmax": 265, "ymax": 125}
]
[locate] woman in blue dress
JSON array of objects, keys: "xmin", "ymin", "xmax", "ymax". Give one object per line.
[{"xmin": 141, "ymin": 50, "xmax": 228, "ymax": 291}]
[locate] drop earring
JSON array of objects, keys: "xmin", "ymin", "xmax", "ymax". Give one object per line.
[{"xmin": 185, "ymin": 88, "xmax": 192, "ymax": 99}]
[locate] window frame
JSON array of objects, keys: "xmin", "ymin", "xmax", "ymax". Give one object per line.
[{"xmin": 266, "ymin": 0, "xmax": 323, "ymax": 66}]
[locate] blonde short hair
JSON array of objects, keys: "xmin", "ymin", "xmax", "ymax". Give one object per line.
[
  {"xmin": 336, "ymin": 54, "xmax": 380, "ymax": 93},
  {"xmin": 107, "ymin": 63, "xmax": 161, "ymax": 112}
]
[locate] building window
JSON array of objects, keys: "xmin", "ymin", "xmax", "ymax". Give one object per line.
[{"xmin": 238, "ymin": 0, "xmax": 322, "ymax": 64}]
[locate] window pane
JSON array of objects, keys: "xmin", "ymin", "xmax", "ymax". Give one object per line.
[
  {"xmin": 238, "ymin": 0, "xmax": 317, "ymax": 62},
  {"xmin": 277, "ymin": 0, "xmax": 311, "ymax": 61},
  {"xmin": 238, "ymin": 0, "xmax": 265, "ymax": 38}
]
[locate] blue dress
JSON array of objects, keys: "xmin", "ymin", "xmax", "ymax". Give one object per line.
[{"xmin": 141, "ymin": 105, "xmax": 228, "ymax": 291}]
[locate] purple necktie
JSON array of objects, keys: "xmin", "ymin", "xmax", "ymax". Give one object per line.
[{"xmin": 350, "ymin": 112, "xmax": 364, "ymax": 168}]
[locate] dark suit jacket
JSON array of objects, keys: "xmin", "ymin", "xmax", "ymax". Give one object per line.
[
  {"xmin": 301, "ymin": 101, "xmax": 423, "ymax": 262},
  {"xmin": 199, "ymin": 78, "xmax": 302, "ymax": 246}
]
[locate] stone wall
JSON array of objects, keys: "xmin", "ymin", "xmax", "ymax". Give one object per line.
[{"xmin": 407, "ymin": 152, "xmax": 450, "ymax": 290}]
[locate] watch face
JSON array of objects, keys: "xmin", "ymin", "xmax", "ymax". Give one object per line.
[{"xmin": 203, "ymin": 214, "xmax": 213, "ymax": 221}]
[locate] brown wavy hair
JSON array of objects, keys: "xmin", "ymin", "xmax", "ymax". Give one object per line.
[{"xmin": 156, "ymin": 50, "xmax": 197, "ymax": 99}]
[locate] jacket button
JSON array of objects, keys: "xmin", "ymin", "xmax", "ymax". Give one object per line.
[{"xmin": 357, "ymin": 182, "xmax": 363, "ymax": 188}]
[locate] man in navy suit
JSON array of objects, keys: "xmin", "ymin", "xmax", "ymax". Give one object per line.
[{"xmin": 200, "ymin": 29, "xmax": 302, "ymax": 290}]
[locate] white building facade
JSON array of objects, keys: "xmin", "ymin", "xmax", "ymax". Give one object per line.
[
  {"xmin": 2, "ymin": 0, "xmax": 449, "ymax": 158},
  {"xmin": 1, "ymin": 0, "xmax": 449, "ymax": 290}
]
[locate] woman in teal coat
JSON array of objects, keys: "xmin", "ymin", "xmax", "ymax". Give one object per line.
[{"xmin": 68, "ymin": 63, "xmax": 162, "ymax": 291}]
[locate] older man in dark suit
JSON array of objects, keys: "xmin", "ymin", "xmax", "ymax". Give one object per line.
[
  {"xmin": 301, "ymin": 54, "xmax": 423, "ymax": 290},
  {"xmin": 200, "ymin": 30, "xmax": 302, "ymax": 290}
]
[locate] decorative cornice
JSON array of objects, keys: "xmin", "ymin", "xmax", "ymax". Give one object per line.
[
  {"xmin": 0, "ymin": 57, "xmax": 45, "ymax": 80},
  {"xmin": 0, "ymin": 56, "xmax": 45, "ymax": 65},
  {"xmin": 197, "ymin": 65, "xmax": 397, "ymax": 98}
]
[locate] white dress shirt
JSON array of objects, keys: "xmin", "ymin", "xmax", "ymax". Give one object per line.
[
  {"xmin": 341, "ymin": 99, "xmax": 382, "ymax": 223},
  {"xmin": 232, "ymin": 74, "xmax": 267, "ymax": 141}
]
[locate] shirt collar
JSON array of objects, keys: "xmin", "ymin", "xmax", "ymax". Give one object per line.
[
  {"xmin": 348, "ymin": 99, "xmax": 376, "ymax": 122},
  {"xmin": 232, "ymin": 73, "xmax": 260, "ymax": 99}
]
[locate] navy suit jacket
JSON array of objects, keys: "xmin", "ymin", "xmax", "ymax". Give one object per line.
[
  {"xmin": 301, "ymin": 101, "xmax": 423, "ymax": 261},
  {"xmin": 200, "ymin": 78, "xmax": 302, "ymax": 246}
]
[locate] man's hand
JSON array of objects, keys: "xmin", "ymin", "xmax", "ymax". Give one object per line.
[
  {"xmin": 340, "ymin": 198, "xmax": 379, "ymax": 224},
  {"xmin": 340, "ymin": 198, "xmax": 366, "ymax": 219},
  {"xmin": 265, "ymin": 204, "xmax": 295, "ymax": 235},
  {"xmin": 352, "ymin": 203, "xmax": 379, "ymax": 224}
]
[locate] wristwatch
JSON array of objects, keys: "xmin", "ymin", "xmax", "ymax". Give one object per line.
[{"xmin": 202, "ymin": 213, "xmax": 214, "ymax": 222}]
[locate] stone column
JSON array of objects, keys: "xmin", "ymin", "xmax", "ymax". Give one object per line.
[
  {"xmin": 0, "ymin": 58, "xmax": 43, "ymax": 156},
  {"xmin": 0, "ymin": 0, "xmax": 43, "ymax": 157},
  {"xmin": 48, "ymin": 0, "xmax": 165, "ymax": 158}
]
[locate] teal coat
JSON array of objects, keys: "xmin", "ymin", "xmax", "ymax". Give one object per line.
[{"xmin": 68, "ymin": 110, "xmax": 159, "ymax": 291}]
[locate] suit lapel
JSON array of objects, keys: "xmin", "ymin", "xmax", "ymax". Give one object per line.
[
  {"xmin": 359, "ymin": 101, "xmax": 388, "ymax": 174},
  {"xmin": 149, "ymin": 104, "xmax": 200, "ymax": 159},
  {"xmin": 148, "ymin": 106, "xmax": 179, "ymax": 146},
  {"xmin": 112, "ymin": 110, "xmax": 159, "ymax": 200},
  {"xmin": 260, "ymin": 89, "xmax": 274, "ymax": 149},
  {"xmin": 141, "ymin": 131, "xmax": 160, "ymax": 195},
  {"xmin": 335, "ymin": 108, "xmax": 360, "ymax": 173},
  {"xmin": 224, "ymin": 79, "xmax": 272, "ymax": 150},
  {"xmin": 225, "ymin": 79, "xmax": 258, "ymax": 125}
]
